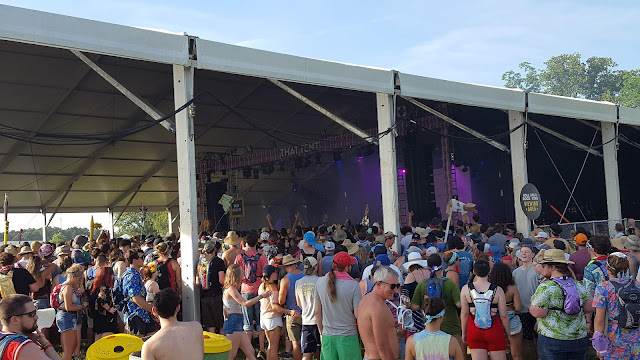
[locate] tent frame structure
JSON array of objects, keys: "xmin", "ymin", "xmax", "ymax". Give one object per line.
[{"xmin": 1, "ymin": 4, "xmax": 636, "ymax": 320}]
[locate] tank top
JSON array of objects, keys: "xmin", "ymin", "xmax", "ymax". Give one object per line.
[
  {"xmin": 414, "ymin": 329, "xmax": 451, "ymax": 360},
  {"xmin": 285, "ymin": 272, "xmax": 305, "ymax": 312},
  {"xmin": 223, "ymin": 294, "xmax": 242, "ymax": 312}
]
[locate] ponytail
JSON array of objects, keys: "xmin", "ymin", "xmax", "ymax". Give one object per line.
[{"xmin": 328, "ymin": 269, "xmax": 337, "ymax": 302}]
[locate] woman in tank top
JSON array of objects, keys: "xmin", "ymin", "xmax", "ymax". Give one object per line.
[{"xmin": 406, "ymin": 297, "xmax": 463, "ymax": 360}]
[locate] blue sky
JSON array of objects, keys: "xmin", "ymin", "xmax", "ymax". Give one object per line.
[{"xmin": 3, "ymin": 0, "xmax": 639, "ymax": 231}]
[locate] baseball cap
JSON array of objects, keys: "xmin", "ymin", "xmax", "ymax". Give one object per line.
[
  {"xmin": 535, "ymin": 231, "xmax": 549, "ymax": 239},
  {"xmin": 574, "ymin": 233, "xmax": 588, "ymax": 245},
  {"xmin": 384, "ymin": 231, "xmax": 397, "ymax": 239},
  {"xmin": 406, "ymin": 246, "xmax": 422, "ymax": 254},
  {"xmin": 480, "ymin": 243, "xmax": 493, "ymax": 255},
  {"xmin": 260, "ymin": 232, "xmax": 270, "ymax": 242},
  {"xmin": 262, "ymin": 265, "xmax": 279, "ymax": 278},
  {"xmin": 324, "ymin": 241, "xmax": 335, "ymax": 251},
  {"xmin": 333, "ymin": 252, "xmax": 357, "ymax": 268},
  {"xmin": 303, "ymin": 231, "xmax": 316, "ymax": 246},
  {"xmin": 425, "ymin": 246, "xmax": 439, "ymax": 256},
  {"xmin": 373, "ymin": 254, "xmax": 391, "ymax": 267},
  {"xmin": 303, "ymin": 257, "xmax": 318, "ymax": 272},
  {"xmin": 373, "ymin": 244, "xmax": 387, "ymax": 256},
  {"xmin": 412, "ymin": 233, "xmax": 420, "ymax": 240}
]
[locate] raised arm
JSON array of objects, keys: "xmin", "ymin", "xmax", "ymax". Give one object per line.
[{"xmin": 266, "ymin": 214, "xmax": 275, "ymax": 231}]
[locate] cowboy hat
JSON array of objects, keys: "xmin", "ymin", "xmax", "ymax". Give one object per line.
[
  {"xmin": 341, "ymin": 239, "xmax": 359, "ymax": 255},
  {"xmin": 537, "ymin": 249, "xmax": 574, "ymax": 264},
  {"xmin": 282, "ymin": 254, "xmax": 300, "ymax": 266},
  {"xmin": 224, "ymin": 231, "xmax": 241, "ymax": 246}
]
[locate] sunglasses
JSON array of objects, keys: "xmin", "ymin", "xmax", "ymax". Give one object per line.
[
  {"xmin": 14, "ymin": 310, "xmax": 37, "ymax": 318},
  {"xmin": 377, "ymin": 281, "xmax": 401, "ymax": 290}
]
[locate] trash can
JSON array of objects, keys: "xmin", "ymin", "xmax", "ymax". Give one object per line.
[
  {"xmin": 86, "ymin": 334, "xmax": 143, "ymax": 360},
  {"xmin": 203, "ymin": 331, "xmax": 232, "ymax": 360}
]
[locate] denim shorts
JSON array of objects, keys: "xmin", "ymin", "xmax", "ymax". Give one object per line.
[
  {"xmin": 508, "ymin": 310, "xmax": 522, "ymax": 335},
  {"xmin": 223, "ymin": 313, "xmax": 245, "ymax": 335},
  {"xmin": 56, "ymin": 310, "xmax": 80, "ymax": 333}
]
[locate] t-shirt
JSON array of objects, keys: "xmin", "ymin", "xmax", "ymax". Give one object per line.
[
  {"xmin": 200, "ymin": 256, "xmax": 226, "ymax": 298},
  {"xmin": 411, "ymin": 277, "xmax": 461, "ymax": 335},
  {"xmin": 568, "ymin": 249, "xmax": 592, "ymax": 281},
  {"xmin": 593, "ymin": 278, "xmax": 640, "ymax": 324},
  {"xmin": 531, "ymin": 278, "xmax": 589, "ymax": 340},
  {"xmin": 295, "ymin": 275, "xmax": 320, "ymax": 325},
  {"xmin": 456, "ymin": 251, "xmax": 473, "ymax": 289},
  {"xmin": 314, "ymin": 275, "xmax": 361, "ymax": 336},
  {"xmin": 488, "ymin": 233, "xmax": 507, "ymax": 255},
  {"xmin": 1, "ymin": 267, "xmax": 35, "ymax": 296},
  {"xmin": 361, "ymin": 264, "xmax": 404, "ymax": 286},
  {"xmin": 321, "ymin": 254, "xmax": 334, "ymax": 276},
  {"xmin": 583, "ymin": 256, "xmax": 631, "ymax": 295},
  {"xmin": 234, "ymin": 251, "xmax": 268, "ymax": 294},
  {"xmin": 512, "ymin": 265, "xmax": 539, "ymax": 312}
]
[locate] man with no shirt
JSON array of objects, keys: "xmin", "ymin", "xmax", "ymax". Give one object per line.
[
  {"xmin": 357, "ymin": 266, "xmax": 400, "ymax": 360},
  {"xmin": 141, "ymin": 289, "xmax": 204, "ymax": 360}
]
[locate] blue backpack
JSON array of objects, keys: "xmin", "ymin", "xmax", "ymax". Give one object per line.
[{"xmin": 423, "ymin": 277, "xmax": 446, "ymax": 299}]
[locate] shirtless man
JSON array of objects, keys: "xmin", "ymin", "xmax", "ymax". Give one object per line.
[
  {"xmin": 222, "ymin": 231, "xmax": 244, "ymax": 267},
  {"xmin": 357, "ymin": 266, "xmax": 400, "ymax": 360},
  {"xmin": 141, "ymin": 289, "xmax": 204, "ymax": 360}
]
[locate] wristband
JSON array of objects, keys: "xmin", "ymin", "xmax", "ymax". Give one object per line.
[{"xmin": 40, "ymin": 342, "xmax": 51, "ymax": 350}]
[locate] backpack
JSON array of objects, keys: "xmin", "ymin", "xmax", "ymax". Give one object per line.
[
  {"xmin": 469, "ymin": 282, "xmax": 497, "ymax": 330},
  {"xmin": 593, "ymin": 260, "xmax": 610, "ymax": 281},
  {"xmin": 111, "ymin": 271, "xmax": 127, "ymax": 312},
  {"xmin": 241, "ymin": 253, "xmax": 261, "ymax": 284},
  {"xmin": 156, "ymin": 258, "xmax": 176, "ymax": 291},
  {"xmin": 423, "ymin": 277, "xmax": 446, "ymax": 300},
  {"xmin": 548, "ymin": 277, "xmax": 581, "ymax": 315},
  {"xmin": 198, "ymin": 258, "xmax": 212, "ymax": 291},
  {"xmin": 85, "ymin": 266, "xmax": 98, "ymax": 295},
  {"xmin": 0, "ymin": 269, "xmax": 16, "ymax": 298},
  {"xmin": 50, "ymin": 284, "xmax": 66, "ymax": 309},
  {"xmin": 611, "ymin": 279, "xmax": 640, "ymax": 329}
]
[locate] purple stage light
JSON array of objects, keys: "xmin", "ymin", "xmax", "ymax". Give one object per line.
[{"xmin": 398, "ymin": 168, "xmax": 407, "ymax": 174}]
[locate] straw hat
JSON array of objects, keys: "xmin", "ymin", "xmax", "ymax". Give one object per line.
[
  {"xmin": 341, "ymin": 239, "xmax": 359, "ymax": 255},
  {"xmin": 282, "ymin": 254, "xmax": 300, "ymax": 266},
  {"xmin": 224, "ymin": 231, "xmax": 241, "ymax": 246},
  {"xmin": 18, "ymin": 246, "xmax": 33, "ymax": 256},
  {"xmin": 5, "ymin": 245, "xmax": 18, "ymax": 256},
  {"xmin": 537, "ymin": 249, "xmax": 574, "ymax": 264}
]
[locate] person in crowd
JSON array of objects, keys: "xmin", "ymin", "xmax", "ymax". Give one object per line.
[
  {"xmin": 488, "ymin": 224, "xmax": 507, "ymax": 257},
  {"xmin": 278, "ymin": 255, "xmax": 305, "ymax": 360},
  {"xmin": 113, "ymin": 239, "xmax": 131, "ymax": 278},
  {"xmin": 448, "ymin": 236, "xmax": 473, "ymax": 289},
  {"xmin": 410, "ymin": 254, "xmax": 462, "ymax": 347},
  {"xmin": 121, "ymin": 250, "xmax": 155, "ymax": 337},
  {"xmin": 222, "ymin": 264, "xmax": 271, "ymax": 360},
  {"xmin": 223, "ymin": 231, "xmax": 243, "ymax": 267},
  {"xmin": 196, "ymin": 240, "xmax": 226, "ymax": 334},
  {"xmin": 0, "ymin": 294, "xmax": 62, "ymax": 360},
  {"xmin": 295, "ymin": 257, "xmax": 321, "ymax": 360},
  {"xmin": 259, "ymin": 265, "xmax": 298, "ymax": 360},
  {"xmin": 361, "ymin": 245, "xmax": 404, "ymax": 285},
  {"xmin": 614, "ymin": 223, "xmax": 626, "ymax": 239},
  {"xmin": 460, "ymin": 259, "xmax": 510, "ymax": 360},
  {"xmin": 235, "ymin": 231, "xmax": 268, "ymax": 355},
  {"xmin": 315, "ymin": 251, "xmax": 361, "ymax": 360},
  {"xmin": 621, "ymin": 234, "xmax": 640, "ymax": 278},
  {"xmin": 301, "ymin": 232, "xmax": 323, "ymax": 276},
  {"xmin": 443, "ymin": 251, "xmax": 460, "ymax": 288},
  {"xmin": 358, "ymin": 265, "xmax": 400, "ymax": 360},
  {"xmin": 401, "ymin": 251, "xmax": 429, "ymax": 336},
  {"xmin": 16, "ymin": 246, "xmax": 33, "ymax": 268},
  {"xmin": 568, "ymin": 233, "xmax": 591, "ymax": 281},
  {"xmin": 0, "ymin": 253, "xmax": 38, "ymax": 296},
  {"xmin": 141, "ymin": 289, "xmax": 204, "ymax": 360},
  {"xmin": 381, "ymin": 231, "xmax": 399, "ymax": 264},
  {"xmin": 153, "ymin": 242, "xmax": 181, "ymax": 299},
  {"xmin": 512, "ymin": 244, "xmax": 539, "ymax": 355},
  {"xmin": 405, "ymin": 297, "xmax": 464, "ymax": 360},
  {"xmin": 592, "ymin": 252, "xmax": 640, "ymax": 360},
  {"xmin": 54, "ymin": 263, "xmax": 88, "ymax": 360},
  {"xmin": 89, "ymin": 266, "xmax": 118, "ymax": 340},
  {"xmin": 530, "ymin": 249, "xmax": 593, "ymax": 360},
  {"xmin": 583, "ymin": 235, "xmax": 614, "ymax": 296},
  {"xmin": 489, "ymin": 262, "xmax": 523, "ymax": 360},
  {"xmin": 142, "ymin": 264, "xmax": 159, "ymax": 305},
  {"xmin": 321, "ymin": 241, "xmax": 335, "ymax": 276}
]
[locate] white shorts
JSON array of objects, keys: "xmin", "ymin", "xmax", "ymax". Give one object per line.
[{"xmin": 260, "ymin": 316, "xmax": 283, "ymax": 331}]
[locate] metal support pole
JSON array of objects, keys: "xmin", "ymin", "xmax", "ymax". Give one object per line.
[
  {"xmin": 508, "ymin": 111, "xmax": 531, "ymax": 236},
  {"xmin": 173, "ymin": 64, "xmax": 199, "ymax": 322},
  {"xmin": 602, "ymin": 121, "xmax": 621, "ymax": 229},
  {"xmin": 109, "ymin": 209, "xmax": 116, "ymax": 238},
  {"xmin": 168, "ymin": 207, "xmax": 179, "ymax": 234},
  {"xmin": 41, "ymin": 211, "xmax": 47, "ymax": 242},
  {"xmin": 376, "ymin": 93, "xmax": 400, "ymax": 252}
]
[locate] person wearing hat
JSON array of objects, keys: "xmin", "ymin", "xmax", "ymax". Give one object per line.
[
  {"xmin": 314, "ymin": 251, "xmax": 361, "ymax": 360},
  {"xmin": 359, "ymin": 254, "xmax": 392, "ymax": 296},
  {"xmin": 277, "ymin": 254, "xmax": 304, "ymax": 360},
  {"xmin": 358, "ymin": 265, "xmax": 401, "ymax": 360},
  {"xmin": 529, "ymin": 249, "xmax": 592, "ymax": 360},
  {"xmin": 361, "ymin": 246, "xmax": 404, "ymax": 286},
  {"xmin": 16, "ymin": 246, "xmax": 33, "ymax": 269},
  {"xmin": 300, "ymin": 232, "xmax": 323, "ymax": 277},
  {"xmin": 321, "ymin": 242, "xmax": 335, "ymax": 276},
  {"xmin": 382, "ymin": 231, "xmax": 399, "ymax": 263},
  {"xmin": 295, "ymin": 257, "xmax": 321, "ymax": 360},
  {"xmin": 196, "ymin": 241, "xmax": 227, "ymax": 334},
  {"xmin": 621, "ymin": 235, "xmax": 640, "ymax": 279},
  {"xmin": 222, "ymin": 231, "xmax": 243, "ymax": 268},
  {"xmin": 331, "ymin": 229, "xmax": 348, "ymax": 245}
]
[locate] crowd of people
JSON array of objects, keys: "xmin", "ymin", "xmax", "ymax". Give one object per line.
[{"xmin": 0, "ymin": 215, "xmax": 639, "ymax": 360}]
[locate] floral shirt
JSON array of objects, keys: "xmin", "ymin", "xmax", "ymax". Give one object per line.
[
  {"xmin": 122, "ymin": 267, "xmax": 150, "ymax": 324},
  {"xmin": 584, "ymin": 257, "xmax": 631, "ymax": 295},
  {"xmin": 593, "ymin": 278, "xmax": 640, "ymax": 322},
  {"xmin": 531, "ymin": 277, "xmax": 590, "ymax": 340}
]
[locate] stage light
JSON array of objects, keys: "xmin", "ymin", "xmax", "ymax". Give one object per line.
[
  {"xmin": 293, "ymin": 184, "xmax": 298, "ymax": 192},
  {"xmin": 399, "ymin": 168, "xmax": 407, "ymax": 174}
]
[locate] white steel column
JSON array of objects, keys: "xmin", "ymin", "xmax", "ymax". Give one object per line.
[
  {"xmin": 173, "ymin": 64, "xmax": 199, "ymax": 322},
  {"xmin": 109, "ymin": 210, "xmax": 116, "ymax": 238},
  {"xmin": 41, "ymin": 211, "xmax": 47, "ymax": 242},
  {"xmin": 601, "ymin": 122, "xmax": 621, "ymax": 228},
  {"xmin": 508, "ymin": 111, "xmax": 530, "ymax": 235},
  {"xmin": 168, "ymin": 207, "xmax": 179, "ymax": 234},
  {"xmin": 376, "ymin": 93, "xmax": 400, "ymax": 252}
]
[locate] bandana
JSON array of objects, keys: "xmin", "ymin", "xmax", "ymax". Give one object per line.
[{"xmin": 424, "ymin": 309, "xmax": 445, "ymax": 324}]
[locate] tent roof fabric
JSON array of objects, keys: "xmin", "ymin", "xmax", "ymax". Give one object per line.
[{"xmin": 0, "ymin": 4, "xmax": 638, "ymax": 214}]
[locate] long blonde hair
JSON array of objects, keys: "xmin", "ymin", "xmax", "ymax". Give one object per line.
[{"xmin": 224, "ymin": 264, "xmax": 243, "ymax": 289}]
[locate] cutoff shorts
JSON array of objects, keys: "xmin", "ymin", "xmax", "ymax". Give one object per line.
[
  {"xmin": 223, "ymin": 313, "xmax": 245, "ymax": 335},
  {"xmin": 508, "ymin": 310, "xmax": 522, "ymax": 335},
  {"xmin": 56, "ymin": 310, "xmax": 80, "ymax": 333}
]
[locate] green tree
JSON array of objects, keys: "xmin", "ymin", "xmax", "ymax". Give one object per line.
[
  {"xmin": 114, "ymin": 211, "xmax": 168, "ymax": 237},
  {"xmin": 619, "ymin": 70, "xmax": 640, "ymax": 108},
  {"xmin": 50, "ymin": 232, "xmax": 66, "ymax": 244},
  {"xmin": 502, "ymin": 62, "xmax": 543, "ymax": 92}
]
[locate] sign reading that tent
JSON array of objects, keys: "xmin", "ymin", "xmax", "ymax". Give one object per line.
[{"xmin": 520, "ymin": 183, "xmax": 542, "ymax": 220}]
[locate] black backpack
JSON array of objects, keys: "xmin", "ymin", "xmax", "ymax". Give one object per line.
[
  {"xmin": 241, "ymin": 253, "xmax": 261, "ymax": 284},
  {"xmin": 156, "ymin": 258, "xmax": 174, "ymax": 290},
  {"xmin": 111, "ymin": 273, "xmax": 126, "ymax": 312},
  {"xmin": 611, "ymin": 279, "xmax": 640, "ymax": 329}
]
